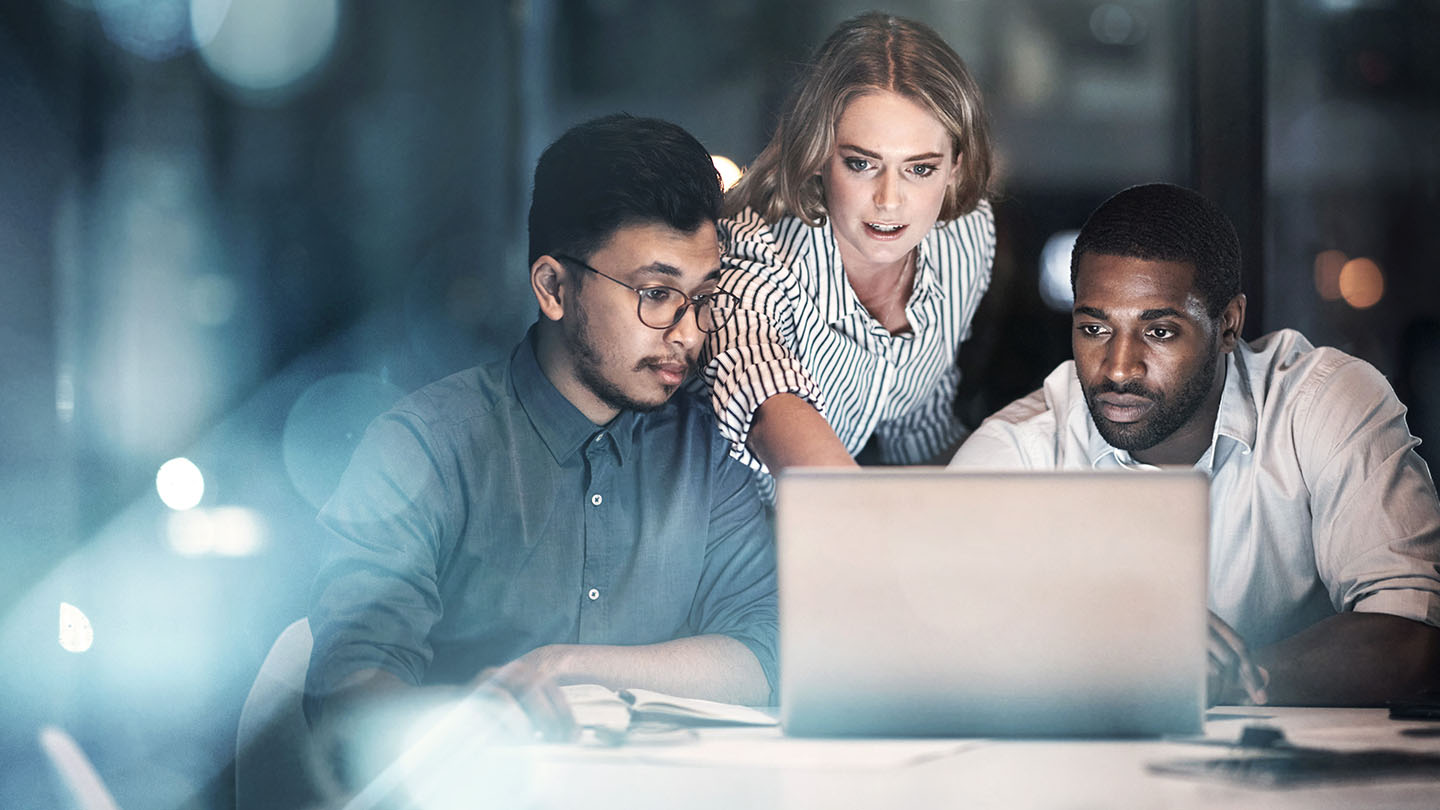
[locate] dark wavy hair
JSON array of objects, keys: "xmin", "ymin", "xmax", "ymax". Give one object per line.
[
  {"xmin": 528, "ymin": 113, "xmax": 722, "ymax": 264},
  {"xmin": 1071, "ymin": 183, "xmax": 1242, "ymax": 318}
]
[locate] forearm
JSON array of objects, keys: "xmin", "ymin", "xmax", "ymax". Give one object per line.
[
  {"xmin": 748, "ymin": 393, "xmax": 856, "ymax": 473},
  {"xmin": 522, "ymin": 634, "xmax": 771, "ymax": 706},
  {"xmin": 1254, "ymin": 613, "xmax": 1440, "ymax": 706}
]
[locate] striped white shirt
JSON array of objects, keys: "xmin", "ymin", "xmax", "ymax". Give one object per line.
[{"xmin": 699, "ymin": 200, "xmax": 996, "ymax": 498}]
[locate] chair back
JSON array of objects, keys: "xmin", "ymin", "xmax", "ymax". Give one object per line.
[{"xmin": 235, "ymin": 618, "xmax": 325, "ymax": 810}]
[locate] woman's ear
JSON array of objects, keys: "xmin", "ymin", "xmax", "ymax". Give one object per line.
[{"xmin": 531, "ymin": 255, "xmax": 568, "ymax": 322}]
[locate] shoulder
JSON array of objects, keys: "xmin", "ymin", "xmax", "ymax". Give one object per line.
[
  {"xmin": 928, "ymin": 199, "xmax": 996, "ymax": 250},
  {"xmin": 1243, "ymin": 329, "xmax": 1392, "ymax": 410},
  {"xmin": 720, "ymin": 209, "xmax": 818, "ymax": 301},
  {"xmin": 951, "ymin": 362, "xmax": 1076, "ymax": 469},
  {"xmin": 1241, "ymin": 329, "xmax": 1411, "ymax": 464},
  {"xmin": 922, "ymin": 200, "xmax": 997, "ymax": 288},
  {"xmin": 391, "ymin": 360, "xmax": 510, "ymax": 431}
]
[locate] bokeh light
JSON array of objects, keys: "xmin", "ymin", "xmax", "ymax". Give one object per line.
[
  {"xmin": 283, "ymin": 374, "xmax": 405, "ymax": 509},
  {"xmin": 166, "ymin": 506, "xmax": 267, "ymax": 557},
  {"xmin": 95, "ymin": 0, "xmax": 196, "ymax": 61},
  {"xmin": 1338, "ymin": 257, "xmax": 1384, "ymax": 309},
  {"xmin": 712, "ymin": 155, "xmax": 743, "ymax": 192},
  {"xmin": 1089, "ymin": 3, "xmax": 1145, "ymax": 46},
  {"xmin": 1313, "ymin": 249, "xmax": 1347, "ymax": 301},
  {"xmin": 194, "ymin": 0, "xmax": 341, "ymax": 99},
  {"xmin": 156, "ymin": 457, "xmax": 205, "ymax": 511},
  {"xmin": 58, "ymin": 602, "xmax": 94, "ymax": 653},
  {"xmin": 1038, "ymin": 230, "xmax": 1081, "ymax": 312}
]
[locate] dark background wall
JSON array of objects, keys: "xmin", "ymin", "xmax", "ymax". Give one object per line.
[{"xmin": 2, "ymin": 1, "xmax": 1437, "ymax": 807}]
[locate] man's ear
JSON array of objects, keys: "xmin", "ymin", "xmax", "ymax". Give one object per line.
[
  {"xmin": 1218, "ymin": 293, "xmax": 1247, "ymax": 353},
  {"xmin": 531, "ymin": 255, "xmax": 568, "ymax": 322}
]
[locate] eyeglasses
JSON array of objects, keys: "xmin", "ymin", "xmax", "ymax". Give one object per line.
[{"xmin": 554, "ymin": 254, "xmax": 737, "ymax": 334}]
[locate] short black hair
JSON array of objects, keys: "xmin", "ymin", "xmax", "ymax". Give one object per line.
[
  {"xmin": 528, "ymin": 113, "xmax": 722, "ymax": 264},
  {"xmin": 1071, "ymin": 183, "xmax": 1241, "ymax": 318}
]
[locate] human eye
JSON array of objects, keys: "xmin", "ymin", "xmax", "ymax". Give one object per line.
[
  {"xmin": 910, "ymin": 163, "xmax": 940, "ymax": 178},
  {"xmin": 639, "ymin": 286, "xmax": 678, "ymax": 303},
  {"xmin": 842, "ymin": 156, "xmax": 871, "ymax": 172},
  {"xmin": 1075, "ymin": 322, "xmax": 1107, "ymax": 338},
  {"xmin": 1147, "ymin": 325, "xmax": 1177, "ymax": 340}
]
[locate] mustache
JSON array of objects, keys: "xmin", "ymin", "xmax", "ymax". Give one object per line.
[{"xmin": 1095, "ymin": 379, "xmax": 1161, "ymax": 400}]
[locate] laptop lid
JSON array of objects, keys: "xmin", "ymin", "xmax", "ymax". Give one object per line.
[{"xmin": 776, "ymin": 468, "xmax": 1208, "ymax": 738}]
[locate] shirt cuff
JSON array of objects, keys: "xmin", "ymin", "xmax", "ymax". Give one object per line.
[
  {"xmin": 1351, "ymin": 588, "xmax": 1440, "ymax": 629},
  {"xmin": 722, "ymin": 626, "xmax": 780, "ymax": 706}
]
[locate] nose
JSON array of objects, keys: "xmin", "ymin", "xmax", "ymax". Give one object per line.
[
  {"xmin": 664, "ymin": 302, "xmax": 704, "ymax": 356},
  {"xmin": 873, "ymin": 169, "xmax": 901, "ymax": 211},
  {"xmin": 1103, "ymin": 333, "xmax": 1145, "ymax": 384}
]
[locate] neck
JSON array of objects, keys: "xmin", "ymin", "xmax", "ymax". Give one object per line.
[
  {"xmin": 533, "ymin": 322, "xmax": 620, "ymax": 425},
  {"xmin": 845, "ymin": 250, "xmax": 916, "ymax": 333}
]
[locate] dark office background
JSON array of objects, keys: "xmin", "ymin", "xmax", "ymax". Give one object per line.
[{"xmin": 2, "ymin": 1, "xmax": 1437, "ymax": 807}]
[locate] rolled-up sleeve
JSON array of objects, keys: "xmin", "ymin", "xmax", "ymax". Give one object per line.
[
  {"xmin": 701, "ymin": 211, "xmax": 826, "ymax": 473},
  {"xmin": 1299, "ymin": 356, "xmax": 1440, "ymax": 628},
  {"xmin": 304, "ymin": 411, "xmax": 459, "ymax": 722},
  {"xmin": 686, "ymin": 450, "xmax": 780, "ymax": 700}
]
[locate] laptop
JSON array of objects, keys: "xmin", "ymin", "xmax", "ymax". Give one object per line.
[{"xmin": 775, "ymin": 468, "xmax": 1209, "ymax": 738}]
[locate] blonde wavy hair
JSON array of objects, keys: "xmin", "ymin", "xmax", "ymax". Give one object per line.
[{"xmin": 724, "ymin": 12, "xmax": 993, "ymax": 226}]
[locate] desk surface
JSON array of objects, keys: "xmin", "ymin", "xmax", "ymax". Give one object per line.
[{"xmin": 407, "ymin": 707, "xmax": 1440, "ymax": 810}]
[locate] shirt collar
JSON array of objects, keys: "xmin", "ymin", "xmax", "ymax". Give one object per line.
[
  {"xmin": 1212, "ymin": 347, "xmax": 1257, "ymax": 454},
  {"xmin": 510, "ymin": 326, "xmax": 638, "ymax": 466},
  {"xmin": 1081, "ymin": 347, "xmax": 1257, "ymax": 471}
]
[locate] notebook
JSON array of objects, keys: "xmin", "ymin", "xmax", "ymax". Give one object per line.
[{"xmin": 775, "ymin": 468, "xmax": 1209, "ymax": 738}]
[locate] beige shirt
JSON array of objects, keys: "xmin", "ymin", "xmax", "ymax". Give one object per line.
[{"xmin": 951, "ymin": 329, "xmax": 1440, "ymax": 647}]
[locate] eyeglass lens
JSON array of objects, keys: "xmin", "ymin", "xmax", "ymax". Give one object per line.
[{"xmin": 637, "ymin": 289, "xmax": 735, "ymax": 333}]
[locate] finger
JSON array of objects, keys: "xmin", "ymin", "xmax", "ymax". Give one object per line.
[
  {"xmin": 531, "ymin": 677, "xmax": 577, "ymax": 741},
  {"xmin": 489, "ymin": 660, "xmax": 575, "ymax": 741},
  {"xmin": 1208, "ymin": 615, "xmax": 1267, "ymax": 705},
  {"xmin": 1236, "ymin": 656, "xmax": 1269, "ymax": 706},
  {"xmin": 512, "ymin": 671, "xmax": 575, "ymax": 741}
]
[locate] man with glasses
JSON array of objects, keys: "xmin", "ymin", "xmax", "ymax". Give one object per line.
[{"xmin": 304, "ymin": 115, "xmax": 775, "ymax": 758}]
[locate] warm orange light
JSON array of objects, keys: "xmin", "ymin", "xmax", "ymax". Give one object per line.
[
  {"xmin": 1338, "ymin": 257, "xmax": 1384, "ymax": 309},
  {"xmin": 711, "ymin": 155, "xmax": 743, "ymax": 192},
  {"xmin": 1312, "ymin": 249, "xmax": 1347, "ymax": 301}
]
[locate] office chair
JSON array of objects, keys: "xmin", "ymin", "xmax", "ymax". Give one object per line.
[
  {"xmin": 38, "ymin": 725, "xmax": 122, "ymax": 810},
  {"xmin": 235, "ymin": 618, "xmax": 327, "ymax": 810}
]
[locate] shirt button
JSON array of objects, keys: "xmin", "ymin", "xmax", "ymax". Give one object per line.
[
  {"xmin": 588, "ymin": 588, "xmax": 600, "ymax": 601},
  {"xmin": 590, "ymin": 493, "xmax": 603, "ymax": 506}
]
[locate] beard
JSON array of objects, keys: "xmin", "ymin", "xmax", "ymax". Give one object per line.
[
  {"xmin": 565, "ymin": 303, "xmax": 692, "ymax": 415},
  {"xmin": 1083, "ymin": 348, "xmax": 1218, "ymax": 454}
]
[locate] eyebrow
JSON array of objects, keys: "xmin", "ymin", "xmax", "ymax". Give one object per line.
[
  {"xmin": 633, "ymin": 263, "xmax": 723, "ymax": 284},
  {"xmin": 837, "ymin": 144, "xmax": 946, "ymax": 163},
  {"xmin": 1073, "ymin": 305, "xmax": 1186, "ymax": 321}
]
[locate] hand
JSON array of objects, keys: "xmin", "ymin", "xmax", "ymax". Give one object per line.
[
  {"xmin": 471, "ymin": 655, "xmax": 576, "ymax": 742},
  {"xmin": 1207, "ymin": 611, "xmax": 1269, "ymax": 706}
]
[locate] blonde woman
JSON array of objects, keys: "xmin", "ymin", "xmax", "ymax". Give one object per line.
[{"xmin": 701, "ymin": 12, "xmax": 995, "ymax": 499}]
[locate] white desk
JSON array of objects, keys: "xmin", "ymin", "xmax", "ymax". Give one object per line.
[{"xmin": 403, "ymin": 708, "xmax": 1440, "ymax": 810}]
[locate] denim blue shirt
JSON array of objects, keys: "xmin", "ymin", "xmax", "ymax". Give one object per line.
[{"xmin": 305, "ymin": 328, "xmax": 778, "ymax": 716}]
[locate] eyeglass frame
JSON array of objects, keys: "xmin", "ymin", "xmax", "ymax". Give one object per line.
[{"xmin": 552, "ymin": 253, "xmax": 736, "ymax": 334}]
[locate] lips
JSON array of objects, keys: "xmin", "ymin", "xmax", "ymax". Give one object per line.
[
  {"xmin": 864, "ymin": 222, "xmax": 907, "ymax": 240},
  {"xmin": 650, "ymin": 361, "xmax": 690, "ymax": 387},
  {"xmin": 1095, "ymin": 393, "xmax": 1155, "ymax": 424}
]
